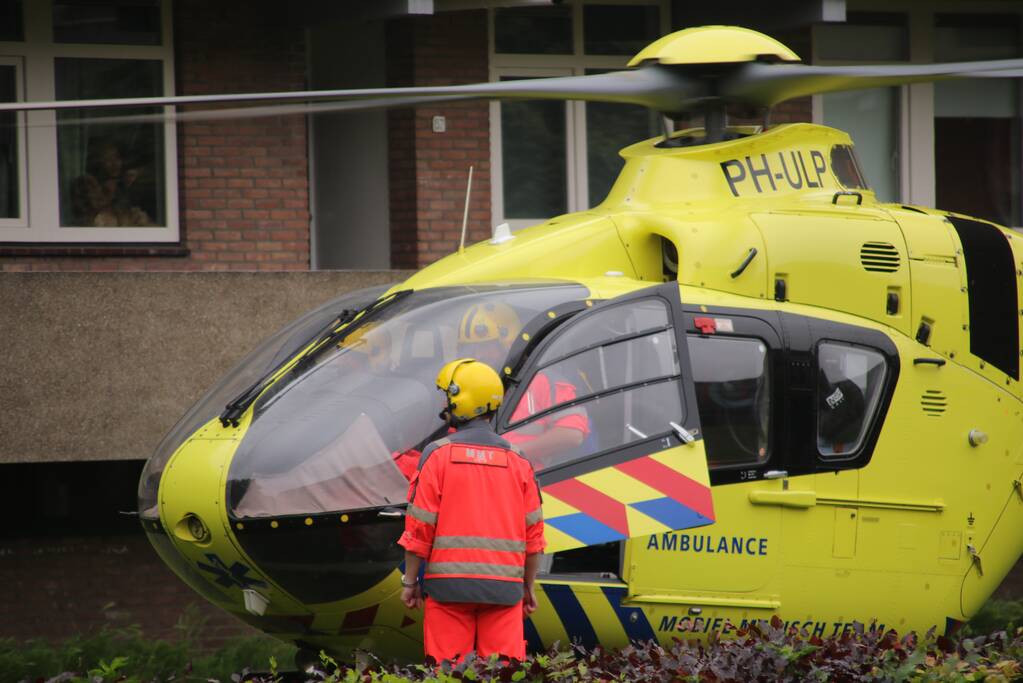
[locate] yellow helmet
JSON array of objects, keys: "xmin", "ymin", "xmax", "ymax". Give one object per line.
[
  {"xmin": 459, "ymin": 302, "xmax": 520, "ymax": 349},
  {"xmin": 436, "ymin": 358, "xmax": 504, "ymax": 422},
  {"xmin": 341, "ymin": 323, "xmax": 390, "ymax": 367}
]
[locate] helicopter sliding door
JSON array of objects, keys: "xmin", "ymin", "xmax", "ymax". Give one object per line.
[
  {"xmin": 496, "ymin": 282, "xmax": 713, "ymax": 554},
  {"xmin": 622, "ymin": 308, "xmax": 784, "ymax": 632}
]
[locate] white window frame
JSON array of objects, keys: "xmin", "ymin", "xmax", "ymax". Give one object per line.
[
  {"xmin": 814, "ymin": 0, "xmax": 1023, "ymax": 222},
  {"xmin": 810, "ymin": 15, "xmax": 909, "ymax": 205},
  {"xmin": 0, "ymin": 56, "xmax": 28, "ymax": 228},
  {"xmin": 488, "ymin": 0, "xmax": 669, "ymax": 231},
  {"xmin": 0, "ymin": 0, "xmax": 178, "ymax": 243}
]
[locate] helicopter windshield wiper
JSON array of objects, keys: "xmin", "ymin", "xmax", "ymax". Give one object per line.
[
  {"xmin": 217, "ymin": 308, "xmax": 359, "ymax": 427},
  {"xmin": 287, "ymin": 288, "xmax": 413, "ymax": 376},
  {"xmin": 218, "ymin": 289, "xmax": 413, "ymax": 427}
]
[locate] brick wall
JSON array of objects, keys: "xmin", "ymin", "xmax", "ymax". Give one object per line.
[
  {"xmin": 0, "ymin": 533, "xmax": 255, "ymax": 645},
  {"xmin": 387, "ymin": 11, "xmax": 491, "ymax": 269},
  {"xmin": 0, "ymin": 0, "xmax": 310, "ymax": 273}
]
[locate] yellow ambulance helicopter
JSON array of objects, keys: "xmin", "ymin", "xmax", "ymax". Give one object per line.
[{"xmin": 10, "ymin": 24, "xmax": 1023, "ymax": 663}]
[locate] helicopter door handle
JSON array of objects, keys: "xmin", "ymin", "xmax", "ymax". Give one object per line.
[
  {"xmin": 749, "ymin": 490, "xmax": 816, "ymax": 508},
  {"xmin": 763, "ymin": 470, "xmax": 788, "ymax": 479},
  {"xmin": 913, "ymin": 357, "xmax": 946, "ymax": 367},
  {"xmin": 669, "ymin": 422, "xmax": 697, "ymax": 444},
  {"xmin": 378, "ymin": 508, "xmax": 405, "ymax": 518},
  {"xmin": 832, "ymin": 191, "xmax": 863, "ymax": 205},
  {"xmin": 730, "ymin": 247, "xmax": 758, "ymax": 279}
]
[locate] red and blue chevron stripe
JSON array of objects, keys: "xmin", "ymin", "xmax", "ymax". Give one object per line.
[{"xmin": 540, "ymin": 448, "xmax": 714, "ymax": 552}]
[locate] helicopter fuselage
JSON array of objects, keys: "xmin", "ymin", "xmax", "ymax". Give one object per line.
[{"xmin": 141, "ymin": 123, "xmax": 1023, "ymax": 660}]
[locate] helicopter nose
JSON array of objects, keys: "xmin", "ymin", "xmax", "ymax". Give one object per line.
[
  {"xmin": 228, "ymin": 507, "xmax": 406, "ymax": 605},
  {"xmin": 152, "ymin": 424, "xmax": 407, "ymax": 610},
  {"xmin": 150, "ymin": 427, "xmax": 317, "ymax": 620}
]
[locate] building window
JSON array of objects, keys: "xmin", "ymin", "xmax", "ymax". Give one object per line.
[
  {"xmin": 814, "ymin": 6, "xmax": 1023, "ymax": 226},
  {"xmin": 0, "ymin": 0, "xmax": 177, "ymax": 243},
  {"xmin": 815, "ymin": 12, "xmax": 907, "ymax": 204},
  {"xmin": 0, "ymin": 0, "xmax": 24, "ymax": 42},
  {"xmin": 55, "ymin": 58, "xmax": 166, "ymax": 228},
  {"xmin": 52, "ymin": 0, "xmax": 161, "ymax": 46},
  {"xmin": 490, "ymin": 1, "xmax": 667, "ymax": 230},
  {"xmin": 0, "ymin": 59, "xmax": 25, "ymax": 225},
  {"xmin": 934, "ymin": 14, "xmax": 1021, "ymax": 227},
  {"xmin": 498, "ymin": 73, "xmax": 569, "ymax": 220}
]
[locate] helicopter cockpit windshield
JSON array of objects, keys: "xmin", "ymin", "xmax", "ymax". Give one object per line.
[
  {"xmin": 137, "ymin": 284, "xmax": 389, "ymax": 520},
  {"xmin": 225, "ymin": 282, "xmax": 589, "ymax": 520}
]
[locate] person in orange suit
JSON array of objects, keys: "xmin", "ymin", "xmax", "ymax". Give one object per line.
[
  {"xmin": 457, "ymin": 302, "xmax": 588, "ymax": 466},
  {"xmin": 398, "ymin": 358, "xmax": 545, "ymax": 663}
]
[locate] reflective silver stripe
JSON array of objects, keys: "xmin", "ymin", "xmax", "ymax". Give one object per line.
[
  {"xmin": 525, "ymin": 506, "xmax": 543, "ymax": 526},
  {"xmin": 424, "ymin": 577, "xmax": 524, "ymax": 606},
  {"xmin": 434, "ymin": 536, "xmax": 526, "ymax": 552},
  {"xmin": 408, "ymin": 504, "xmax": 437, "ymax": 525},
  {"xmin": 426, "ymin": 561, "xmax": 525, "ymax": 578}
]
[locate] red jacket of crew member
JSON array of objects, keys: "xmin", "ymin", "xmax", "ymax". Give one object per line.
[
  {"xmin": 506, "ymin": 371, "xmax": 589, "ymax": 443},
  {"xmin": 398, "ymin": 418, "xmax": 545, "ymax": 662}
]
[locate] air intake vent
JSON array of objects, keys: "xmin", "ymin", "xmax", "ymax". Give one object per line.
[
  {"xmin": 861, "ymin": 242, "xmax": 901, "ymax": 272},
  {"xmin": 921, "ymin": 390, "xmax": 947, "ymax": 417}
]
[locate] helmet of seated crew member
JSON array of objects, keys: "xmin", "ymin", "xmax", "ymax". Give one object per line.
[
  {"xmin": 436, "ymin": 358, "xmax": 504, "ymax": 423},
  {"xmin": 340, "ymin": 322, "xmax": 391, "ymax": 371},
  {"xmin": 459, "ymin": 302, "xmax": 519, "ymax": 349}
]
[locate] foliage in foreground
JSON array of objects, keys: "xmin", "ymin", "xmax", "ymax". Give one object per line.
[
  {"xmin": 13, "ymin": 616, "xmax": 1023, "ymax": 683},
  {"xmin": 1, "ymin": 605, "xmax": 295, "ymax": 683},
  {"xmin": 963, "ymin": 598, "xmax": 1023, "ymax": 639},
  {"xmin": 8, "ymin": 599, "xmax": 1023, "ymax": 682},
  {"xmin": 262, "ymin": 620, "xmax": 1023, "ymax": 683}
]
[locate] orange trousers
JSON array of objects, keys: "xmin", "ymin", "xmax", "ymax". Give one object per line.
[{"xmin": 423, "ymin": 597, "xmax": 525, "ymax": 663}]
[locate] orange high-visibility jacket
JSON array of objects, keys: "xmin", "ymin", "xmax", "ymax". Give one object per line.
[
  {"xmin": 398, "ymin": 419, "xmax": 545, "ymax": 605},
  {"xmin": 506, "ymin": 371, "xmax": 589, "ymax": 446}
]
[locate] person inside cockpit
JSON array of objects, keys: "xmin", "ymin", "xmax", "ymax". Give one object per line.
[{"xmin": 458, "ymin": 302, "xmax": 589, "ymax": 467}]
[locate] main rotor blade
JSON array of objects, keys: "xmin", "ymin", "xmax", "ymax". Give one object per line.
[
  {"xmin": 21, "ymin": 95, "xmax": 472, "ymax": 129},
  {"xmin": 725, "ymin": 57, "xmax": 1023, "ymax": 107},
  {"xmin": 0, "ymin": 67, "xmax": 702, "ymax": 121}
]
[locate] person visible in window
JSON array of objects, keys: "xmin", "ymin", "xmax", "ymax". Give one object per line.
[
  {"xmin": 71, "ymin": 139, "xmax": 152, "ymax": 227},
  {"xmin": 458, "ymin": 302, "xmax": 588, "ymax": 467},
  {"xmin": 818, "ymin": 358, "xmax": 865, "ymax": 454},
  {"xmin": 399, "ymin": 358, "xmax": 544, "ymax": 663}
]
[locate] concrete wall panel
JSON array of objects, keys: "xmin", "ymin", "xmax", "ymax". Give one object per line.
[{"xmin": 0, "ymin": 271, "xmax": 408, "ymax": 463}]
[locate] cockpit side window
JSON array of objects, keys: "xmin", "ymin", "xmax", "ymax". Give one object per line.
[
  {"xmin": 831, "ymin": 144, "xmax": 869, "ymax": 191},
  {"xmin": 816, "ymin": 341, "xmax": 887, "ymax": 458},
  {"xmin": 689, "ymin": 335, "xmax": 771, "ymax": 469},
  {"xmin": 502, "ymin": 297, "xmax": 686, "ymax": 472}
]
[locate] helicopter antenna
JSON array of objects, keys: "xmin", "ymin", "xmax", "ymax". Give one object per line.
[
  {"xmin": 660, "ymin": 115, "xmax": 672, "ymax": 143},
  {"xmin": 459, "ymin": 165, "xmax": 474, "ymax": 254},
  {"xmin": 763, "ymin": 106, "xmax": 773, "ymax": 130}
]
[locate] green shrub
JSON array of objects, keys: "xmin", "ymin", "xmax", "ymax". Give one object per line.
[
  {"xmin": 10, "ymin": 601, "xmax": 1023, "ymax": 682},
  {"xmin": 964, "ymin": 598, "xmax": 1023, "ymax": 638},
  {"xmin": 13, "ymin": 617, "xmax": 1023, "ymax": 682},
  {"xmin": 0, "ymin": 604, "xmax": 295, "ymax": 682}
]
